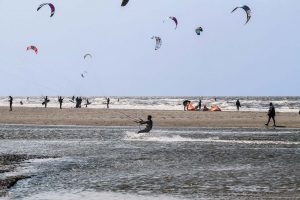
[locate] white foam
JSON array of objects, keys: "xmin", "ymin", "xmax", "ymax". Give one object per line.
[
  {"xmin": 124, "ymin": 132, "xmax": 300, "ymax": 145},
  {"xmin": 1, "ymin": 96, "xmax": 299, "ymax": 112},
  {"xmin": 21, "ymin": 191, "xmax": 187, "ymax": 200}
]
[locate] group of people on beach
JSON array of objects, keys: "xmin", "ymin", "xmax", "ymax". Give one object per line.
[
  {"xmin": 6, "ymin": 96, "xmax": 297, "ymax": 132},
  {"xmin": 183, "ymin": 98, "xmax": 278, "ymax": 127},
  {"xmin": 8, "ymin": 96, "xmax": 112, "ymax": 110}
]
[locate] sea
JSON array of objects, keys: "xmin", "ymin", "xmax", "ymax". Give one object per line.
[
  {"xmin": 0, "ymin": 96, "xmax": 300, "ymax": 112},
  {"xmin": 0, "ymin": 125, "xmax": 299, "ymax": 199}
]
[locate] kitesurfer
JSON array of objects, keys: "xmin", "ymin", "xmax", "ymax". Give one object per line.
[
  {"xmin": 265, "ymin": 103, "xmax": 276, "ymax": 127},
  {"xmin": 43, "ymin": 96, "xmax": 49, "ymax": 108},
  {"xmin": 8, "ymin": 96, "xmax": 13, "ymax": 111},
  {"xmin": 236, "ymin": 99, "xmax": 241, "ymax": 111},
  {"xmin": 58, "ymin": 96, "xmax": 64, "ymax": 109},
  {"xmin": 137, "ymin": 115, "xmax": 153, "ymax": 134},
  {"xmin": 106, "ymin": 98, "xmax": 110, "ymax": 109},
  {"xmin": 20, "ymin": 101, "xmax": 23, "ymax": 105}
]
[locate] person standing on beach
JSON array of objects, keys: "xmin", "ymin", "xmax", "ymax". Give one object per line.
[
  {"xmin": 78, "ymin": 97, "xmax": 82, "ymax": 108},
  {"xmin": 198, "ymin": 99, "xmax": 202, "ymax": 111},
  {"xmin": 236, "ymin": 99, "xmax": 241, "ymax": 111},
  {"xmin": 75, "ymin": 97, "xmax": 79, "ymax": 108},
  {"xmin": 58, "ymin": 96, "xmax": 64, "ymax": 109},
  {"xmin": 265, "ymin": 103, "xmax": 276, "ymax": 127},
  {"xmin": 106, "ymin": 97, "xmax": 110, "ymax": 109},
  {"xmin": 8, "ymin": 96, "xmax": 13, "ymax": 111},
  {"xmin": 43, "ymin": 96, "xmax": 49, "ymax": 108},
  {"xmin": 136, "ymin": 115, "xmax": 153, "ymax": 134}
]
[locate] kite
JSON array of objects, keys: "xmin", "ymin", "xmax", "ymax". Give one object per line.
[
  {"xmin": 37, "ymin": 3, "xmax": 55, "ymax": 17},
  {"xmin": 231, "ymin": 5, "xmax": 251, "ymax": 24},
  {"xmin": 151, "ymin": 36, "xmax": 162, "ymax": 50},
  {"xmin": 169, "ymin": 16, "xmax": 178, "ymax": 29},
  {"xmin": 26, "ymin": 46, "xmax": 38, "ymax": 54},
  {"xmin": 195, "ymin": 27, "xmax": 203, "ymax": 35},
  {"xmin": 121, "ymin": 0, "xmax": 129, "ymax": 7}
]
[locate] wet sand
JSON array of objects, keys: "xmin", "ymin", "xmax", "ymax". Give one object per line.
[{"xmin": 1, "ymin": 107, "xmax": 300, "ymax": 128}]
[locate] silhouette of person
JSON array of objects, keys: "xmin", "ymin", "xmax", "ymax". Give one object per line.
[
  {"xmin": 197, "ymin": 99, "xmax": 202, "ymax": 111},
  {"xmin": 58, "ymin": 96, "xmax": 64, "ymax": 109},
  {"xmin": 43, "ymin": 96, "xmax": 49, "ymax": 108},
  {"xmin": 137, "ymin": 115, "xmax": 153, "ymax": 134},
  {"xmin": 85, "ymin": 99, "xmax": 91, "ymax": 108},
  {"xmin": 8, "ymin": 96, "xmax": 13, "ymax": 111},
  {"xmin": 75, "ymin": 97, "xmax": 79, "ymax": 108},
  {"xmin": 236, "ymin": 99, "xmax": 241, "ymax": 111},
  {"xmin": 107, "ymin": 97, "xmax": 110, "ymax": 109},
  {"xmin": 265, "ymin": 103, "xmax": 276, "ymax": 127}
]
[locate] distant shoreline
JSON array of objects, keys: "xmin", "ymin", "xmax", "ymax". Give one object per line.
[{"xmin": 1, "ymin": 107, "xmax": 300, "ymax": 128}]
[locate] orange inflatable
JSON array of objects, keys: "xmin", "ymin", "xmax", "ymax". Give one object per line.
[
  {"xmin": 187, "ymin": 102, "xmax": 196, "ymax": 111},
  {"xmin": 209, "ymin": 105, "xmax": 221, "ymax": 112}
]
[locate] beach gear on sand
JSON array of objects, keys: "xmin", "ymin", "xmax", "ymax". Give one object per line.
[{"xmin": 209, "ymin": 105, "xmax": 221, "ymax": 112}]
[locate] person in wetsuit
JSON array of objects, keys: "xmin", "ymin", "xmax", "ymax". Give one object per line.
[
  {"xmin": 58, "ymin": 96, "xmax": 64, "ymax": 109},
  {"xmin": 43, "ymin": 96, "xmax": 49, "ymax": 108},
  {"xmin": 137, "ymin": 115, "xmax": 153, "ymax": 134},
  {"xmin": 106, "ymin": 97, "xmax": 110, "ymax": 109},
  {"xmin": 236, "ymin": 99, "xmax": 241, "ymax": 111},
  {"xmin": 265, "ymin": 102, "xmax": 276, "ymax": 127},
  {"xmin": 8, "ymin": 96, "xmax": 13, "ymax": 111}
]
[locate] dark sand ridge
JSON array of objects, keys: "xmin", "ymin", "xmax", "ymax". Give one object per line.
[{"xmin": 0, "ymin": 107, "xmax": 300, "ymax": 128}]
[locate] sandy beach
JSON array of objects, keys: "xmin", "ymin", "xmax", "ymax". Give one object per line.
[{"xmin": 1, "ymin": 107, "xmax": 299, "ymax": 128}]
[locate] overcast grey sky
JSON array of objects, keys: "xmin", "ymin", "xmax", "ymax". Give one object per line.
[{"xmin": 0, "ymin": 0, "xmax": 299, "ymax": 96}]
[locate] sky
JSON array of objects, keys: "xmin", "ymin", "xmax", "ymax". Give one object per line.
[{"xmin": 0, "ymin": 0, "xmax": 299, "ymax": 96}]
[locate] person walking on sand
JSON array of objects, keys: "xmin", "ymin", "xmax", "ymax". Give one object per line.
[
  {"xmin": 78, "ymin": 97, "xmax": 82, "ymax": 108},
  {"xmin": 8, "ymin": 96, "xmax": 13, "ymax": 111},
  {"xmin": 236, "ymin": 99, "xmax": 241, "ymax": 111},
  {"xmin": 106, "ymin": 97, "xmax": 110, "ymax": 109},
  {"xmin": 265, "ymin": 103, "xmax": 276, "ymax": 127},
  {"xmin": 136, "ymin": 115, "xmax": 153, "ymax": 134},
  {"xmin": 58, "ymin": 96, "xmax": 64, "ymax": 109}
]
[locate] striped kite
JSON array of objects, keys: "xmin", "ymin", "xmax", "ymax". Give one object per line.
[
  {"xmin": 37, "ymin": 3, "xmax": 55, "ymax": 17},
  {"xmin": 26, "ymin": 46, "xmax": 38, "ymax": 54}
]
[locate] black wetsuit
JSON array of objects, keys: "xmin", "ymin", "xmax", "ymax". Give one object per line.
[
  {"xmin": 266, "ymin": 105, "xmax": 276, "ymax": 126},
  {"xmin": 236, "ymin": 100, "xmax": 241, "ymax": 111},
  {"xmin": 44, "ymin": 97, "xmax": 49, "ymax": 108},
  {"xmin": 138, "ymin": 119, "xmax": 153, "ymax": 133},
  {"xmin": 9, "ymin": 97, "xmax": 13, "ymax": 111},
  {"xmin": 107, "ymin": 98, "xmax": 110, "ymax": 109},
  {"xmin": 58, "ymin": 97, "xmax": 64, "ymax": 109}
]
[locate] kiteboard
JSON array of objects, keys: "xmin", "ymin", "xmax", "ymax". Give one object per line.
[{"xmin": 42, "ymin": 100, "xmax": 50, "ymax": 105}]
